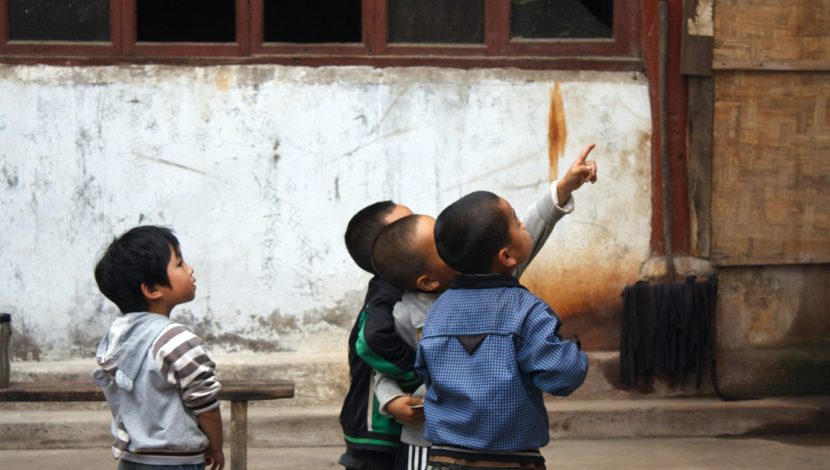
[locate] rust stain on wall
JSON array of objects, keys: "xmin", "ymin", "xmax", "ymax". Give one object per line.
[
  {"xmin": 525, "ymin": 264, "xmax": 630, "ymax": 351},
  {"xmin": 215, "ymin": 69, "xmax": 231, "ymax": 92},
  {"xmin": 547, "ymin": 82, "xmax": 567, "ymax": 181}
]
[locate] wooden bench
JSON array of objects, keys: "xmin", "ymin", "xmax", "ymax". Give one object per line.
[{"xmin": 0, "ymin": 379, "xmax": 295, "ymax": 470}]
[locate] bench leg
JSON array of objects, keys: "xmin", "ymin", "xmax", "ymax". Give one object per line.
[{"xmin": 231, "ymin": 401, "xmax": 248, "ymax": 470}]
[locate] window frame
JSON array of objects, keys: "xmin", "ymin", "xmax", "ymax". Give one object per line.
[
  {"xmin": 124, "ymin": 0, "xmax": 250, "ymax": 58},
  {"xmin": 250, "ymin": 0, "xmax": 371, "ymax": 57},
  {"xmin": 0, "ymin": 0, "xmax": 640, "ymax": 70},
  {"xmin": 0, "ymin": 0, "xmax": 122, "ymax": 57}
]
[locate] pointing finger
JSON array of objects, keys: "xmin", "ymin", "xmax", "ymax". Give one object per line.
[{"xmin": 577, "ymin": 143, "xmax": 596, "ymax": 163}]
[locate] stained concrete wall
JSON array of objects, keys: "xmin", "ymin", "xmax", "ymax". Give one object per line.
[
  {"xmin": 715, "ymin": 265, "xmax": 830, "ymax": 396},
  {"xmin": 0, "ymin": 65, "xmax": 652, "ymax": 360}
]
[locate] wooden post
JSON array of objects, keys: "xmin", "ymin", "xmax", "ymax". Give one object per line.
[
  {"xmin": 686, "ymin": 76, "xmax": 713, "ymax": 257},
  {"xmin": 681, "ymin": 0, "xmax": 714, "ymax": 258},
  {"xmin": 231, "ymin": 401, "xmax": 248, "ymax": 470}
]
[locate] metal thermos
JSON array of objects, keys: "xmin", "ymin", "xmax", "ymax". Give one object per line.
[{"xmin": 0, "ymin": 313, "xmax": 10, "ymax": 388}]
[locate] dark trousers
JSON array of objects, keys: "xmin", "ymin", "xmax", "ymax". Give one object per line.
[
  {"xmin": 118, "ymin": 461, "xmax": 205, "ymax": 470},
  {"xmin": 427, "ymin": 455, "xmax": 546, "ymax": 470},
  {"xmin": 338, "ymin": 448, "xmax": 396, "ymax": 470}
]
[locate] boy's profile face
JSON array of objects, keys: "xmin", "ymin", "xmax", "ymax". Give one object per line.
[
  {"xmin": 150, "ymin": 244, "xmax": 197, "ymax": 310},
  {"xmin": 414, "ymin": 215, "xmax": 457, "ymax": 292},
  {"xmin": 498, "ymin": 197, "xmax": 532, "ymax": 271}
]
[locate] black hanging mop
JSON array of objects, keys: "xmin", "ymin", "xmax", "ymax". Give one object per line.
[{"xmin": 619, "ymin": 1, "xmax": 740, "ymax": 401}]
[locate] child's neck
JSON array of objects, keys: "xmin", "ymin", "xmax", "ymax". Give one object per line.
[
  {"xmin": 488, "ymin": 264, "xmax": 515, "ymax": 276},
  {"xmin": 146, "ymin": 303, "xmax": 172, "ymax": 317}
]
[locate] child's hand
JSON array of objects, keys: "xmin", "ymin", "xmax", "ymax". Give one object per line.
[
  {"xmin": 386, "ymin": 395, "xmax": 425, "ymax": 425},
  {"xmin": 205, "ymin": 446, "xmax": 225, "ymax": 470},
  {"xmin": 556, "ymin": 144, "xmax": 598, "ymax": 204},
  {"xmin": 196, "ymin": 408, "xmax": 224, "ymax": 469}
]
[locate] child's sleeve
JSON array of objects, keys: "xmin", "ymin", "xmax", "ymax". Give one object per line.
[
  {"xmin": 356, "ymin": 304, "xmax": 423, "ymax": 392},
  {"xmin": 517, "ymin": 302, "xmax": 588, "ymax": 396},
  {"xmin": 374, "ymin": 371, "xmax": 406, "ymax": 417},
  {"xmin": 516, "ymin": 180, "xmax": 575, "ymax": 278},
  {"xmin": 152, "ymin": 323, "xmax": 221, "ymax": 415},
  {"xmin": 354, "ymin": 281, "xmax": 422, "ymax": 392}
]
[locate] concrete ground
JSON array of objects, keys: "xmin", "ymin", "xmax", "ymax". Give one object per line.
[{"xmin": 2, "ymin": 435, "xmax": 829, "ymax": 470}]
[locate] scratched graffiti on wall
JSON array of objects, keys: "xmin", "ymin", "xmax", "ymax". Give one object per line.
[{"xmin": 0, "ymin": 65, "xmax": 652, "ymax": 358}]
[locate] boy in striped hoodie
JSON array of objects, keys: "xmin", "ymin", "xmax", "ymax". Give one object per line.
[{"xmin": 92, "ymin": 226, "xmax": 223, "ymax": 470}]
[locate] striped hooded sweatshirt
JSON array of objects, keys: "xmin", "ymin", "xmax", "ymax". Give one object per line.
[{"xmin": 91, "ymin": 312, "xmax": 220, "ymax": 465}]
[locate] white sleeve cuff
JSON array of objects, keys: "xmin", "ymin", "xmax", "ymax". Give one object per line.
[{"xmin": 550, "ymin": 180, "xmax": 575, "ymax": 213}]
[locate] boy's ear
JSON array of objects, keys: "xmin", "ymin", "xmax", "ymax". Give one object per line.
[
  {"xmin": 497, "ymin": 248, "xmax": 519, "ymax": 270},
  {"xmin": 415, "ymin": 274, "xmax": 440, "ymax": 293},
  {"xmin": 140, "ymin": 282, "xmax": 163, "ymax": 300}
]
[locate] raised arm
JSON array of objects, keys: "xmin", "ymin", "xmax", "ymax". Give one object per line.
[{"xmin": 517, "ymin": 144, "xmax": 597, "ymax": 278}]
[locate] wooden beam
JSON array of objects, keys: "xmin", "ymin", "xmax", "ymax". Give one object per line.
[
  {"xmin": 681, "ymin": 0, "xmax": 713, "ymax": 76},
  {"xmin": 0, "ymin": 53, "xmax": 644, "ymax": 71},
  {"xmin": 713, "ymin": 59, "xmax": 830, "ymax": 71},
  {"xmin": 687, "ymin": 76, "xmax": 714, "ymax": 257},
  {"xmin": 682, "ymin": 0, "xmax": 715, "ymax": 258},
  {"xmin": 0, "ymin": 379, "xmax": 295, "ymax": 402},
  {"xmin": 645, "ymin": 0, "xmax": 691, "ymax": 256}
]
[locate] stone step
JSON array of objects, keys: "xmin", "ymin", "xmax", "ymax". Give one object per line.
[
  {"xmin": 2, "ymin": 397, "xmax": 828, "ymax": 450},
  {"xmin": 6, "ymin": 351, "xmax": 717, "ymax": 410}
]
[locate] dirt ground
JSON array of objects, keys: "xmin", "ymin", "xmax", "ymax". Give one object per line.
[{"xmin": 2, "ymin": 435, "xmax": 830, "ymax": 469}]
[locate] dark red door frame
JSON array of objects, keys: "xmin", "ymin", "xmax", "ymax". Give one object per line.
[{"xmin": 642, "ymin": 0, "xmax": 690, "ymax": 256}]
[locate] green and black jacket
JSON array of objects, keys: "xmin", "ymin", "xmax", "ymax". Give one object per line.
[{"xmin": 339, "ymin": 276, "xmax": 423, "ymax": 454}]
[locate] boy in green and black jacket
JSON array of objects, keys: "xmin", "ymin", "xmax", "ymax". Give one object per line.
[{"xmin": 338, "ymin": 201, "xmax": 422, "ymax": 470}]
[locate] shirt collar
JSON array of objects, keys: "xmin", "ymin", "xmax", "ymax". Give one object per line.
[{"xmin": 448, "ymin": 273, "xmax": 527, "ymax": 290}]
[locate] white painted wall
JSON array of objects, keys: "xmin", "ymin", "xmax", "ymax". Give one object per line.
[{"xmin": 0, "ymin": 65, "xmax": 651, "ymax": 358}]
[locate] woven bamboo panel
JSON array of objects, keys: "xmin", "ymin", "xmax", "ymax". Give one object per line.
[
  {"xmin": 714, "ymin": 0, "xmax": 830, "ymax": 62},
  {"xmin": 711, "ymin": 71, "xmax": 830, "ymax": 265}
]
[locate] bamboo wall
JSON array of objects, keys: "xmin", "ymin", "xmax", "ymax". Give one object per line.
[{"xmin": 710, "ymin": 0, "xmax": 830, "ymax": 266}]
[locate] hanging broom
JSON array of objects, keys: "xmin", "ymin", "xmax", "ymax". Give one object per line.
[{"xmin": 619, "ymin": 0, "xmax": 731, "ymax": 400}]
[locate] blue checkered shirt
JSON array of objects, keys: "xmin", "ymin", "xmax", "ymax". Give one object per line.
[{"xmin": 415, "ymin": 274, "xmax": 588, "ymax": 452}]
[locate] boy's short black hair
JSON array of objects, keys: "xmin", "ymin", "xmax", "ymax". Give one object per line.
[
  {"xmin": 434, "ymin": 191, "xmax": 509, "ymax": 274},
  {"xmin": 94, "ymin": 225, "xmax": 179, "ymax": 314},
  {"xmin": 371, "ymin": 215, "xmax": 426, "ymax": 291},
  {"xmin": 344, "ymin": 200, "xmax": 398, "ymax": 274}
]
